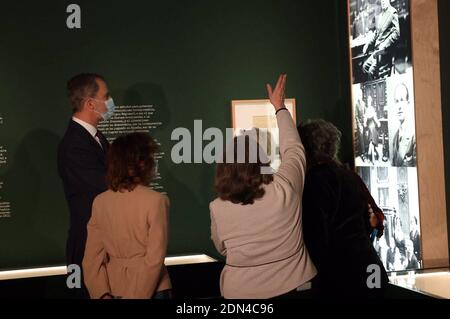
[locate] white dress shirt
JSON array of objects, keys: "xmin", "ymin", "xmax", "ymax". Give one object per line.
[{"xmin": 72, "ymin": 116, "xmax": 103, "ymax": 148}]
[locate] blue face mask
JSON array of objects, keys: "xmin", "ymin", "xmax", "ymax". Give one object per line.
[{"xmin": 93, "ymin": 98, "xmax": 116, "ymax": 121}]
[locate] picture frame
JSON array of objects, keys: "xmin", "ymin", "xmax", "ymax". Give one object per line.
[
  {"xmin": 230, "ymin": 98, "xmax": 296, "ymax": 172},
  {"xmin": 231, "ymin": 99, "xmax": 296, "ymax": 131}
]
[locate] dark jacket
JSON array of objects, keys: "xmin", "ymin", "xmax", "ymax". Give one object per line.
[
  {"xmin": 367, "ymin": 6, "xmax": 400, "ymax": 51},
  {"xmin": 302, "ymin": 161, "xmax": 389, "ymax": 298},
  {"xmin": 57, "ymin": 120, "xmax": 109, "ymax": 267}
]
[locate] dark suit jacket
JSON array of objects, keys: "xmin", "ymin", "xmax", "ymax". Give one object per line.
[
  {"xmin": 392, "ymin": 129, "xmax": 416, "ymax": 167},
  {"xmin": 302, "ymin": 162, "xmax": 389, "ymax": 298},
  {"xmin": 57, "ymin": 120, "xmax": 109, "ymax": 267},
  {"xmin": 368, "ymin": 6, "xmax": 400, "ymax": 51}
]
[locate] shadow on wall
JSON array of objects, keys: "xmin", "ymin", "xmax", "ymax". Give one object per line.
[
  {"xmin": 0, "ymin": 129, "xmax": 67, "ymax": 269},
  {"xmin": 112, "ymin": 81, "xmax": 172, "ymax": 131}
]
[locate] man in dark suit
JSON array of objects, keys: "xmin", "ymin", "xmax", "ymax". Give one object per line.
[
  {"xmin": 391, "ymin": 83, "xmax": 416, "ymax": 167},
  {"xmin": 57, "ymin": 73, "xmax": 114, "ymax": 298},
  {"xmin": 362, "ymin": 0, "xmax": 400, "ymax": 78}
]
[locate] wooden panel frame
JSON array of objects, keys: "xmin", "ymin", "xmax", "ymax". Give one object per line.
[{"xmin": 410, "ymin": 0, "xmax": 449, "ymax": 268}]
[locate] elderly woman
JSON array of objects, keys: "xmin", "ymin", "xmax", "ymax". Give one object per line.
[
  {"xmin": 298, "ymin": 119, "xmax": 388, "ymax": 299},
  {"xmin": 82, "ymin": 132, "xmax": 171, "ymax": 299},
  {"xmin": 210, "ymin": 75, "xmax": 317, "ymax": 299}
]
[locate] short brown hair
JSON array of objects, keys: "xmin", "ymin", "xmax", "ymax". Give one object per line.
[
  {"xmin": 106, "ymin": 133, "xmax": 159, "ymax": 192},
  {"xmin": 214, "ymin": 134, "xmax": 273, "ymax": 205},
  {"xmin": 67, "ymin": 73, "xmax": 105, "ymax": 113}
]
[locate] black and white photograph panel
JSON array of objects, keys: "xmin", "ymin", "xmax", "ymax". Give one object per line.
[
  {"xmin": 386, "ymin": 73, "xmax": 417, "ymax": 167},
  {"xmin": 357, "ymin": 166, "xmax": 421, "ymax": 272},
  {"xmin": 353, "ymin": 81, "xmax": 390, "ymax": 167},
  {"xmin": 349, "ymin": 0, "xmax": 412, "ymax": 84}
]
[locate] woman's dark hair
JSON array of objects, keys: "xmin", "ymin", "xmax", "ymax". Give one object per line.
[
  {"xmin": 106, "ymin": 132, "xmax": 159, "ymax": 192},
  {"xmin": 297, "ymin": 119, "xmax": 342, "ymax": 168},
  {"xmin": 214, "ymin": 133, "xmax": 273, "ymax": 205}
]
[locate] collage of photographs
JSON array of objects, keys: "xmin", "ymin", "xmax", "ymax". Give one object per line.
[{"xmin": 349, "ymin": 0, "xmax": 421, "ymax": 271}]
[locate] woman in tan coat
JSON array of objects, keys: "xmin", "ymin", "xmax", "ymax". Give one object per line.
[
  {"xmin": 210, "ymin": 75, "xmax": 317, "ymax": 299},
  {"xmin": 82, "ymin": 133, "xmax": 171, "ymax": 299}
]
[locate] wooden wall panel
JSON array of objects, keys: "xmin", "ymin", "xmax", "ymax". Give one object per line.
[{"xmin": 411, "ymin": 0, "xmax": 449, "ymax": 268}]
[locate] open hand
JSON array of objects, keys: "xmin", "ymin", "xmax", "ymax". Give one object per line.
[{"xmin": 266, "ymin": 74, "xmax": 287, "ymax": 111}]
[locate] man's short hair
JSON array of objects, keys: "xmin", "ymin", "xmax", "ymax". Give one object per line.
[
  {"xmin": 67, "ymin": 73, "xmax": 105, "ymax": 113},
  {"xmin": 394, "ymin": 83, "xmax": 409, "ymax": 102}
]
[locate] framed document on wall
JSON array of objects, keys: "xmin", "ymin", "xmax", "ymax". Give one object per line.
[{"xmin": 231, "ymin": 99, "xmax": 296, "ymax": 172}]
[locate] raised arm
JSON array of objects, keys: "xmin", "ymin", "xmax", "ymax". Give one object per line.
[{"xmin": 266, "ymin": 74, "xmax": 306, "ymax": 193}]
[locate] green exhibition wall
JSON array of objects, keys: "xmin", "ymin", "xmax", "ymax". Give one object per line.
[{"xmin": 0, "ymin": 0, "xmax": 353, "ymax": 269}]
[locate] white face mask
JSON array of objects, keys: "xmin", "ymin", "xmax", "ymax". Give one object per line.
[{"xmin": 92, "ymin": 98, "xmax": 116, "ymax": 121}]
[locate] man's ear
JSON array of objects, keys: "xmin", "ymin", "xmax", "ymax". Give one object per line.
[{"xmin": 83, "ymin": 98, "xmax": 95, "ymax": 111}]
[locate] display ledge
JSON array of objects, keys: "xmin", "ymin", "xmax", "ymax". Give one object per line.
[
  {"xmin": 0, "ymin": 254, "xmax": 218, "ymax": 281},
  {"xmin": 389, "ymin": 268, "xmax": 450, "ymax": 299}
]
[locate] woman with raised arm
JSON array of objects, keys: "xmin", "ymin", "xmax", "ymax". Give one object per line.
[{"xmin": 210, "ymin": 74, "xmax": 317, "ymax": 299}]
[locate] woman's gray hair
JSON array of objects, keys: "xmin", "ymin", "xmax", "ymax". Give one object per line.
[{"xmin": 297, "ymin": 119, "xmax": 342, "ymax": 167}]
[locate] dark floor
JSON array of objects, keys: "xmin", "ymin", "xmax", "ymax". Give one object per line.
[
  {"xmin": 0, "ymin": 262, "xmax": 224, "ymax": 299},
  {"xmin": 0, "ymin": 262, "xmax": 435, "ymax": 299}
]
